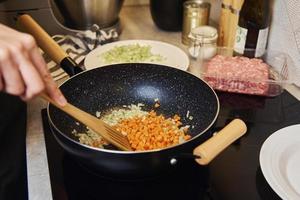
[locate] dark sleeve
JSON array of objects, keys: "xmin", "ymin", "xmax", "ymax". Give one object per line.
[{"xmin": 0, "ymin": 92, "xmax": 28, "ymax": 200}]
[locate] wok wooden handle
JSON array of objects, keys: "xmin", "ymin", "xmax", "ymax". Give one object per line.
[
  {"xmin": 193, "ymin": 119, "xmax": 247, "ymax": 165},
  {"xmin": 17, "ymin": 14, "xmax": 82, "ymax": 76}
]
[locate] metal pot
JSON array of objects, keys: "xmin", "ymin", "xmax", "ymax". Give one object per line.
[
  {"xmin": 49, "ymin": 0, "xmax": 124, "ymax": 30},
  {"xmin": 150, "ymin": 0, "xmax": 187, "ymax": 31}
]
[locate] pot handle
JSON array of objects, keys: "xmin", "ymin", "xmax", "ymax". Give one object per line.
[
  {"xmin": 16, "ymin": 14, "xmax": 83, "ymax": 76},
  {"xmin": 193, "ymin": 119, "xmax": 247, "ymax": 165}
]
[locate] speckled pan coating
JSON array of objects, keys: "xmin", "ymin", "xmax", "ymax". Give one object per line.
[{"xmin": 49, "ymin": 63, "xmax": 219, "ymax": 144}]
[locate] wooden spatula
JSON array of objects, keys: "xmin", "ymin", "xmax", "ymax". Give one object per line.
[{"xmin": 41, "ymin": 93, "xmax": 132, "ymax": 151}]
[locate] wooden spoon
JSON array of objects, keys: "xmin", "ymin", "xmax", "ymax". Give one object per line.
[{"xmin": 41, "ymin": 93, "xmax": 132, "ymax": 151}]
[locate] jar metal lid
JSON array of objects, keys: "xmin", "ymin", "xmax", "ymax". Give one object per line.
[{"xmin": 188, "ymin": 26, "xmax": 218, "ymax": 44}]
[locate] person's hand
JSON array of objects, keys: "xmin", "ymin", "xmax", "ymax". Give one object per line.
[{"xmin": 0, "ymin": 24, "xmax": 67, "ymax": 106}]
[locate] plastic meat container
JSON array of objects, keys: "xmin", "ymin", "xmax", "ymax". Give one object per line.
[{"xmin": 196, "ymin": 47, "xmax": 289, "ymax": 97}]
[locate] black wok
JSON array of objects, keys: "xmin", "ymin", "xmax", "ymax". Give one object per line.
[{"xmin": 18, "ymin": 15, "xmax": 247, "ymax": 178}]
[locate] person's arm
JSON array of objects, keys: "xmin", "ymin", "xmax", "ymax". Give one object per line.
[{"xmin": 0, "ymin": 24, "xmax": 66, "ymax": 106}]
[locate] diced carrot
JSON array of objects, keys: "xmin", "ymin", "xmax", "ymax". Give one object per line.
[{"xmin": 113, "ymin": 110, "xmax": 192, "ymax": 151}]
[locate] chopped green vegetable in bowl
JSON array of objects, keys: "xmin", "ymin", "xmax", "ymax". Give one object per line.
[{"xmin": 99, "ymin": 44, "xmax": 166, "ymax": 64}]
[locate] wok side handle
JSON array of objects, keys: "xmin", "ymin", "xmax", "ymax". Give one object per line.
[
  {"xmin": 193, "ymin": 119, "xmax": 247, "ymax": 165},
  {"xmin": 16, "ymin": 14, "xmax": 82, "ymax": 76}
]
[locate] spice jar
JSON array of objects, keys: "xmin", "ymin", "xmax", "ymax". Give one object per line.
[
  {"xmin": 188, "ymin": 25, "xmax": 218, "ymax": 60},
  {"xmin": 182, "ymin": 0, "xmax": 211, "ymax": 45}
]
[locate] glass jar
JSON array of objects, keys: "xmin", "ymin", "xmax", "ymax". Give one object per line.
[
  {"xmin": 188, "ymin": 25, "xmax": 218, "ymax": 60},
  {"xmin": 182, "ymin": 0, "xmax": 211, "ymax": 45}
]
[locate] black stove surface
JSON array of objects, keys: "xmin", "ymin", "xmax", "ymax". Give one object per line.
[{"xmin": 42, "ymin": 90, "xmax": 300, "ymax": 200}]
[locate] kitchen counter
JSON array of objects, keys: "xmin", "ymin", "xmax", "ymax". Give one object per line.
[{"xmin": 26, "ymin": 5, "xmax": 300, "ymax": 200}]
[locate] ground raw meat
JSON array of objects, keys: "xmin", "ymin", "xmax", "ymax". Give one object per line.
[{"xmin": 204, "ymin": 55, "xmax": 270, "ymax": 95}]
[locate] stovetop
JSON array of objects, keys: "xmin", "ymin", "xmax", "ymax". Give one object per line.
[{"xmin": 42, "ymin": 90, "xmax": 300, "ymax": 200}]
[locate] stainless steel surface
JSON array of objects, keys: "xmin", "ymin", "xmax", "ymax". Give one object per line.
[
  {"xmin": 1, "ymin": 9, "xmax": 76, "ymax": 35},
  {"xmin": 0, "ymin": 0, "xmax": 61, "ymax": 34},
  {"xmin": 50, "ymin": 0, "xmax": 124, "ymax": 30},
  {"xmin": 0, "ymin": 0, "xmax": 48, "ymax": 11}
]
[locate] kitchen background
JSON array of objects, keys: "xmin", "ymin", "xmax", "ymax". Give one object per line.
[
  {"xmin": 0, "ymin": 0, "xmax": 299, "ymax": 87},
  {"xmin": 0, "ymin": 0, "xmax": 221, "ymax": 32}
]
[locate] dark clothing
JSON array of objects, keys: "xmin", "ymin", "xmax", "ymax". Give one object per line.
[{"xmin": 0, "ymin": 92, "xmax": 28, "ymax": 200}]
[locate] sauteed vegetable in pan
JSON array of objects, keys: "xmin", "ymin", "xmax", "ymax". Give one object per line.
[{"xmin": 76, "ymin": 104, "xmax": 192, "ymax": 151}]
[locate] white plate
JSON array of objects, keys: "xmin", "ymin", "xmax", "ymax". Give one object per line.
[
  {"xmin": 84, "ymin": 40, "xmax": 189, "ymax": 71},
  {"xmin": 260, "ymin": 124, "xmax": 300, "ymax": 200}
]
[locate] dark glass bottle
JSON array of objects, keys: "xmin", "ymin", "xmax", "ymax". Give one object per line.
[
  {"xmin": 234, "ymin": 0, "xmax": 272, "ymax": 57},
  {"xmin": 150, "ymin": 0, "xmax": 187, "ymax": 31}
]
